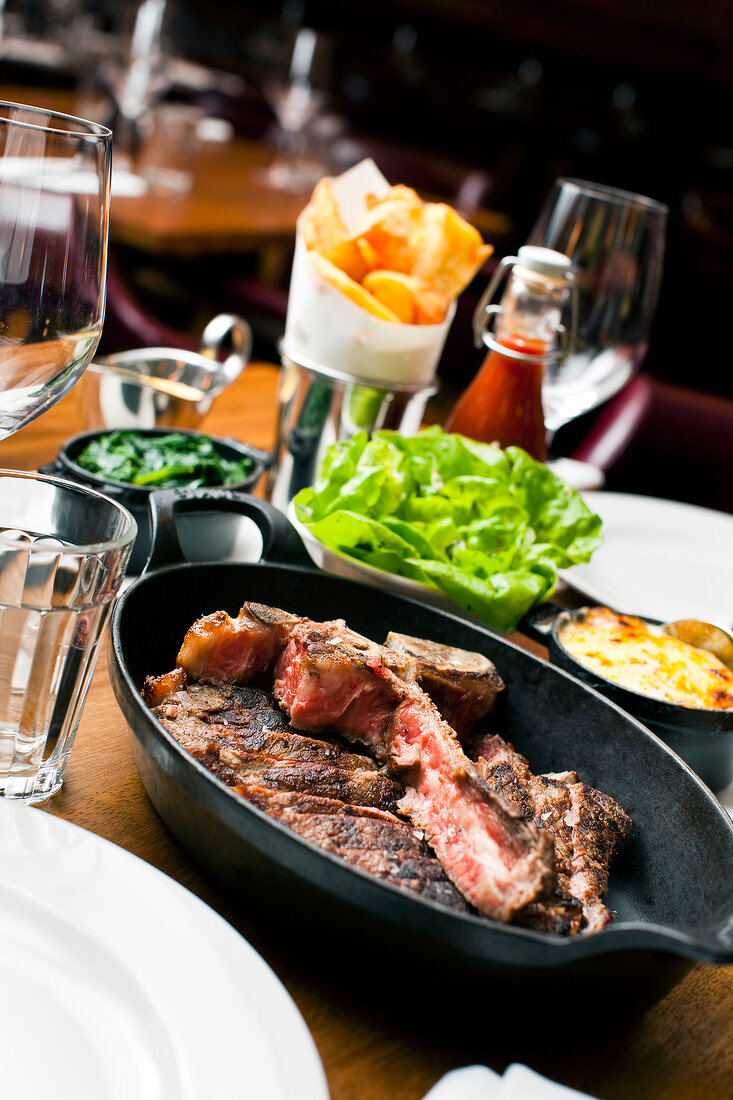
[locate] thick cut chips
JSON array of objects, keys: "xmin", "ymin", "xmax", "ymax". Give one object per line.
[
  {"xmin": 410, "ymin": 203, "xmax": 494, "ymax": 300},
  {"xmin": 302, "ymin": 178, "xmax": 368, "ymax": 283},
  {"xmin": 300, "ymin": 174, "xmax": 492, "ymax": 325},
  {"xmin": 363, "ymin": 270, "xmax": 449, "ymax": 325},
  {"xmin": 309, "ymin": 252, "xmax": 401, "ymax": 322},
  {"xmin": 351, "ymin": 187, "xmax": 425, "ymax": 274}
]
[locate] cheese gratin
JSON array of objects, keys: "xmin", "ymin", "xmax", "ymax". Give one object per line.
[{"xmin": 558, "ymin": 606, "xmax": 733, "ymax": 710}]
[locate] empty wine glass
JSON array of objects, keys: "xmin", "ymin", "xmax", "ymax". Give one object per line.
[
  {"xmin": 99, "ymin": 0, "xmax": 172, "ymax": 172},
  {"xmin": 263, "ymin": 26, "xmax": 330, "ymax": 190},
  {"xmin": 0, "ymin": 100, "xmax": 112, "ymax": 439},
  {"xmin": 527, "ymin": 178, "xmax": 668, "ymax": 438}
]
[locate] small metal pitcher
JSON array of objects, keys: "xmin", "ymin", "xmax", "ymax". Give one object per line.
[{"xmin": 80, "ymin": 314, "xmax": 253, "ymax": 431}]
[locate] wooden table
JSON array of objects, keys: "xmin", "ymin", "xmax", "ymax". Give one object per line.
[
  {"xmin": 0, "ymin": 84, "xmax": 512, "ymax": 265},
  {"xmin": 2, "ymin": 366, "xmax": 732, "ymax": 1100}
]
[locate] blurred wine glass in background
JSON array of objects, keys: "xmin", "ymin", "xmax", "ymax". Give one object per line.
[
  {"xmin": 527, "ymin": 177, "xmax": 668, "ymax": 439},
  {"xmin": 263, "ymin": 26, "xmax": 331, "ymax": 190},
  {"xmin": 99, "ymin": 0, "xmax": 172, "ymax": 172},
  {"xmin": 0, "ymin": 101, "xmax": 112, "ymax": 439}
]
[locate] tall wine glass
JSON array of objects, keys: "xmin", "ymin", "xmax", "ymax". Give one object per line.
[
  {"xmin": 263, "ymin": 26, "xmax": 330, "ymax": 190},
  {"xmin": 100, "ymin": 0, "xmax": 172, "ymax": 171},
  {"xmin": 0, "ymin": 101, "xmax": 112, "ymax": 439},
  {"xmin": 527, "ymin": 178, "xmax": 668, "ymax": 438}
]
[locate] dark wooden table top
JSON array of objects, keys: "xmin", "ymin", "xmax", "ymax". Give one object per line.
[
  {"xmin": 0, "ymin": 84, "xmax": 511, "ymax": 260},
  {"xmin": 1, "ymin": 363, "xmax": 732, "ymax": 1100}
]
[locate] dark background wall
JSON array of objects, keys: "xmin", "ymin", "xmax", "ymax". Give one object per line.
[
  {"xmin": 21, "ymin": 0, "xmax": 732, "ymax": 399},
  {"xmin": 170, "ymin": 0, "xmax": 733, "ymax": 399}
]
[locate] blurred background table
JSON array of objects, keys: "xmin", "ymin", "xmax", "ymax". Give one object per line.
[{"xmin": 0, "ymin": 365, "xmax": 731, "ymax": 1100}]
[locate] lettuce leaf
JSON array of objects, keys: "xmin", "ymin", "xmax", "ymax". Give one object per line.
[{"xmin": 293, "ymin": 427, "xmax": 602, "ymax": 633}]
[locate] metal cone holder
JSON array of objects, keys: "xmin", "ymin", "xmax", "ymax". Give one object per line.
[{"xmin": 268, "ymin": 349, "xmax": 437, "ymax": 514}]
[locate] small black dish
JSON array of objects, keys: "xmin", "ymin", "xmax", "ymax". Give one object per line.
[
  {"xmin": 41, "ymin": 428, "xmax": 272, "ymax": 574},
  {"xmin": 522, "ymin": 604, "xmax": 733, "ymax": 793}
]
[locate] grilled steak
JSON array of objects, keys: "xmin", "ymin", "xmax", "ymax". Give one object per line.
[
  {"xmin": 152, "ymin": 695, "xmax": 400, "ymax": 809},
  {"xmin": 169, "ymin": 599, "xmax": 631, "ymax": 934},
  {"xmin": 205, "ymin": 613, "xmax": 555, "ymax": 921},
  {"xmin": 385, "ymin": 631, "xmax": 504, "ymax": 738},
  {"xmin": 473, "ymin": 733, "xmax": 631, "ymax": 932},
  {"xmin": 150, "ymin": 682, "xmax": 467, "ymax": 912},
  {"xmin": 143, "ymin": 666, "xmax": 187, "ymax": 708},
  {"xmin": 176, "ymin": 602, "xmax": 307, "ymax": 684},
  {"xmin": 154, "ymin": 682, "xmax": 379, "ymax": 770}
]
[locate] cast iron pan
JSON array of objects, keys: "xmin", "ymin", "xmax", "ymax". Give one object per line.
[
  {"xmin": 522, "ymin": 604, "xmax": 733, "ymax": 792},
  {"xmin": 109, "ymin": 489, "xmax": 733, "ymax": 1015}
]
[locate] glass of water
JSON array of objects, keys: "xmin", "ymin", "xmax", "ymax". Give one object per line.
[
  {"xmin": 527, "ymin": 178, "xmax": 668, "ymax": 437},
  {"xmin": 0, "ymin": 470, "xmax": 136, "ymax": 803},
  {"xmin": 0, "ymin": 100, "xmax": 112, "ymax": 439}
]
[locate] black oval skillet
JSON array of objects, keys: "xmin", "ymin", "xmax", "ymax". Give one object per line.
[
  {"xmin": 108, "ymin": 489, "xmax": 733, "ymax": 1018},
  {"xmin": 522, "ymin": 604, "xmax": 733, "ymax": 793}
]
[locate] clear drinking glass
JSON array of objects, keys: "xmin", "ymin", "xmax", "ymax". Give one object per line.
[
  {"xmin": 526, "ymin": 178, "xmax": 668, "ymax": 437},
  {"xmin": 0, "ymin": 100, "xmax": 112, "ymax": 439},
  {"xmin": 0, "ymin": 471, "xmax": 136, "ymax": 803},
  {"xmin": 263, "ymin": 26, "xmax": 330, "ymax": 190}
]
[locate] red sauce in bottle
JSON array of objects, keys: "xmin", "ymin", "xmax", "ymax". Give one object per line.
[{"xmin": 445, "ymin": 332, "xmax": 548, "ymax": 460}]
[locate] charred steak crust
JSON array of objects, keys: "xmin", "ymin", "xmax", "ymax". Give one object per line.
[
  {"xmin": 150, "ymin": 682, "xmax": 465, "ymax": 911},
  {"xmin": 473, "ymin": 733, "xmax": 632, "ymax": 933},
  {"xmin": 385, "ymin": 631, "xmax": 505, "ymax": 738}
]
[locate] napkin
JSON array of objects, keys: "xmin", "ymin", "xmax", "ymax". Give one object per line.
[{"xmin": 422, "ymin": 1064, "xmax": 598, "ymax": 1100}]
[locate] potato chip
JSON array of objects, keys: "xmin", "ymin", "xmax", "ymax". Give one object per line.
[
  {"xmin": 410, "ymin": 203, "xmax": 494, "ymax": 299},
  {"xmin": 363, "ymin": 270, "xmax": 418, "ymax": 323},
  {"xmin": 355, "ymin": 236, "xmax": 382, "ymax": 271},
  {"xmin": 299, "ymin": 171, "xmax": 491, "ymax": 328},
  {"xmin": 302, "ymin": 178, "xmax": 368, "ymax": 283},
  {"xmin": 413, "ymin": 285, "xmax": 449, "ymax": 325},
  {"xmin": 308, "ymin": 252, "xmax": 400, "ymax": 322},
  {"xmin": 350, "ymin": 194, "xmax": 424, "ymax": 274}
]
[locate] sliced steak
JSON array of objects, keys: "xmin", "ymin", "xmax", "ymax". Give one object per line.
[
  {"xmin": 143, "ymin": 667, "xmax": 187, "ymax": 708},
  {"xmin": 181, "ymin": 739, "xmax": 400, "ymax": 810},
  {"xmin": 176, "ymin": 602, "xmax": 306, "ymax": 684},
  {"xmin": 272, "ymin": 810, "xmax": 469, "ymax": 912},
  {"xmin": 230, "ymin": 785, "xmax": 468, "ymax": 913},
  {"xmin": 269, "ymin": 807, "xmax": 430, "ymax": 856},
  {"xmin": 232, "ymin": 782, "xmax": 402, "ymax": 823},
  {"xmin": 273, "ymin": 620, "xmax": 555, "ymax": 921},
  {"xmin": 564, "ymin": 781, "xmax": 633, "ymax": 934},
  {"xmin": 473, "ymin": 733, "xmax": 631, "ymax": 933},
  {"xmin": 385, "ymin": 631, "xmax": 504, "ymax": 737},
  {"xmin": 154, "ymin": 682, "xmax": 379, "ymax": 771}
]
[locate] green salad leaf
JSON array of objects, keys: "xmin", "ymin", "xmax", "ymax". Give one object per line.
[
  {"xmin": 75, "ymin": 430, "xmax": 254, "ymax": 490},
  {"xmin": 293, "ymin": 427, "xmax": 603, "ymax": 633}
]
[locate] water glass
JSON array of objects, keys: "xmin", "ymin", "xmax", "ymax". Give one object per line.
[
  {"xmin": 0, "ymin": 470, "xmax": 136, "ymax": 803},
  {"xmin": 138, "ymin": 103, "xmax": 203, "ymax": 196}
]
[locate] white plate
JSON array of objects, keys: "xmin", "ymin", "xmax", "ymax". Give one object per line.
[
  {"xmin": 562, "ymin": 491, "xmax": 733, "ymax": 626},
  {"xmin": 0, "ymin": 802, "xmax": 329, "ymax": 1100}
]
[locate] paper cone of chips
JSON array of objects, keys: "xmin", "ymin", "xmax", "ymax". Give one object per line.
[{"xmin": 282, "ymin": 159, "xmax": 493, "ymax": 386}]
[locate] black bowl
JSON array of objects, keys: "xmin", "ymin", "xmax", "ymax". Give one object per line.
[
  {"xmin": 41, "ymin": 428, "xmax": 272, "ymax": 574},
  {"xmin": 522, "ymin": 604, "xmax": 733, "ymax": 793}
]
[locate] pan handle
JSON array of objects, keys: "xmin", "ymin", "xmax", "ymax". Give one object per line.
[{"xmin": 144, "ymin": 487, "xmax": 312, "ymax": 574}]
